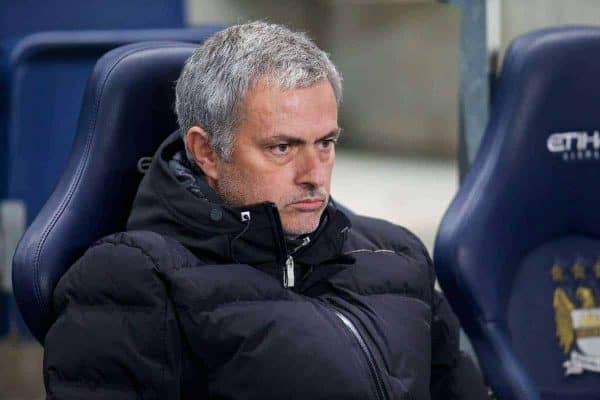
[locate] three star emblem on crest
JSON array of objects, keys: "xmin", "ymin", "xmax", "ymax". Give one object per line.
[{"xmin": 552, "ymin": 260, "xmax": 600, "ymax": 375}]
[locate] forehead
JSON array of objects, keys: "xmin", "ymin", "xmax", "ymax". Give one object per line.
[{"xmin": 240, "ymin": 79, "xmax": 338, "ymax": 137}]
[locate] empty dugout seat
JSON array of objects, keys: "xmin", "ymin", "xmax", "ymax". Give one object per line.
[
  {"xmin": 0, "ymin": 28, "xmax": 220, "ymax": 339},
  {"xmin": 0, "ymin": 0, "xmax": 184, "ymax": 40},
  {"xmin": 0, "ymin": 0, "xmax": 215, "ymax": 338},
  {"xmin": 0, "ymin": 0, "xmax": 186, "ymax": 198},
  {"xmin": 3, "ymin": 27, "xmax": 220, "ymax": 224},
  {"xmin": 13, "ymin": 41, "xmax": 198, "ymax": 343},
  {"xmin": 435, "ymin": 26, "xmax": 600, "ymax": 400}
]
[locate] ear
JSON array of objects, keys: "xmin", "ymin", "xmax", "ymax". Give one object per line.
[{"xmin": 185, "ymin": 126, "xmax": 220, "ymax": 183}]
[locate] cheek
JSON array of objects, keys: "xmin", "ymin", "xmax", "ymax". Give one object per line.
[
  {"xmin": 325, "ymin": 159, "xmax": 334, "ymax": 189},
  {"xmin": 226, "ymin": 162, "xmax": 295, "ymax": 204},
  {"xmin": 252, "ymin": 170, "xmax": 296, "ymax": 203}
]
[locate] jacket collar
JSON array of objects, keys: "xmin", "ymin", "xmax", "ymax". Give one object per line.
[{"xmin": 127, "ymin": 131, "xmax": 351, "ymax": 270}]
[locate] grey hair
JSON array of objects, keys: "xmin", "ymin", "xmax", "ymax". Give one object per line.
[{"xmin": 175, "ymin": 21, "xmax": 342, "ymax": 162}]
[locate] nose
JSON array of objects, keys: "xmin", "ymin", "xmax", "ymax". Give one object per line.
[{"xmin": 295, "ymin": 147, "xmax": 330, "ymax": 190}]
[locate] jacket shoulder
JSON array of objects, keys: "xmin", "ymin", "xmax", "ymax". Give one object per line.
[
  {"xmin": 53, "ymin": 230, "xmax": 194, "ymax": 312},
  {"xmin": 344, "ymin": 213, "xmax": 432, "ymax": 267},
  {"xmin": 46, "ymin": 230, "xmax": 188, "ymax": 399}
]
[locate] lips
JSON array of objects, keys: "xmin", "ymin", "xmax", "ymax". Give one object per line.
[{"xmin": 290, "ymin": 198, "xmax": 325, "ymax": 211}]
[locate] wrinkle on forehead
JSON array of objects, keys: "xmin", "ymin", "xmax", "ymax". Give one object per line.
[{"xmin": 237, "ymin": 78, "xmax": 338, "ymax": 143}]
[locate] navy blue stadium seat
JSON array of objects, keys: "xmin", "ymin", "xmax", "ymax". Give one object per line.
[
  {"xmin": 13, "ymin": 42, "xmax": 198, "ymax": 343},
  {"xmin": 0, "ymin": 0, "xmax": 184, "ymax": 40},
  {"xmin": 2, "ymin": 27, "xmax": 221, "ymax": 225},
  {"xmin": 0, "ymin": 0, "xmax": 220, "ymax": 338},
  {"xmin": 435, "ymin": 26, "xmax": 600, "ymax": 400},
  {"xmin": 0, "ymin": 0, "xmax": 186, "ymax": 199},
  {"xmin": 0, "ymin": 28, "xmax": 220, "ymax": 340}
]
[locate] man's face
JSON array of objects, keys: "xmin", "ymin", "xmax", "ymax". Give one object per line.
[{"xmin": 214, "ymin": 79, "xmax": 339, "ymax": 235}]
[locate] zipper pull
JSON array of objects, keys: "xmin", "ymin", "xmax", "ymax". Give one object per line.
[
  {"xmin": 284, "ymin": 255, "xmax": 295, "ymax": 288},
  {"xmin": 291, "ymin": 236, "xmax": 311, "ymax": 254}
]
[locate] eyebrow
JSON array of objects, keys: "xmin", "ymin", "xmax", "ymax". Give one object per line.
[{"xmin": 265, "ymin": 128, "xmax": 343, "ymax": 146}]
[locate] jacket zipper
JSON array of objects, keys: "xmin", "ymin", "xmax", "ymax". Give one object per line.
[
  {"xmin": 267, "ymin": 204, "xmax": 311, "ymax": 289},
  {"xmin": 265, "ymin": 203, "xmax": 292, "ymax": 288},
  {"xmin": 284, "ymin": 255, "xmax": 295, "ymax": 288},
  {"xmin": 283, "ymin": 236, "xmax": 312, "ymax": 288},
  {"xmin": 266, "ymin": 204, "xmax": 389, "ymax": 398},
  {"xmin": 327, "ymin": 304, "xmax": 389, "ymax": 400}
]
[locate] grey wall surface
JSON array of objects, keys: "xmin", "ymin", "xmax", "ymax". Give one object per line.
[
  {"xmin": 185, "ymin": 0, "xmax": 323, "ymax": 32},
  {"xmin": 321, "ymin": 4, "xmax": 460, "ymax": 157},
  {"xmin": 186, "ymin": 0, "xmax": 461, "ymax": 158},
  {"xmin": 501, "ymin": 0, "xmax": 600, "ymax": 61}
]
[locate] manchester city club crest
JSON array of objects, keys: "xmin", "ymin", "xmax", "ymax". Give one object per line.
[{"xmin": 552, "ymin": 260, "xmax": 600, "ymax": 375}]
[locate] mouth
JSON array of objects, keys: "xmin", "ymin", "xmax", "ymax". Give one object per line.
[{"xmin": 289, "ymin": 198, "xmax": 326, "ymax": 212}]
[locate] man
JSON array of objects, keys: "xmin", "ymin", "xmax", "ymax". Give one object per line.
[{"xmin": 44, "ymin": 22, "xmax": 487, "ymax": 399}]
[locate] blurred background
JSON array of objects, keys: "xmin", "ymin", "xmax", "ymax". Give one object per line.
[{"xmin": 3, "ymin": 0, "xmax": 600, "ymax": 398}]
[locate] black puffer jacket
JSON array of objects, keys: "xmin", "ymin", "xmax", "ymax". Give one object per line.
[{"xmin": 44, "ymin": 132, "xmax": 487, "ymax": 400}]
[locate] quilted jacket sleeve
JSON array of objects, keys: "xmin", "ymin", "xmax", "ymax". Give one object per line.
[
  {"xmin": 44, "ymin": 233, "xmax": 184, "ymax": 400},
  {"xmin": 430, "ymin": 290, "xmax": 489, "ymax": 400},
  {"xmin": 397, "ymin": 226, "xmax": 488, "ymax": 400}
]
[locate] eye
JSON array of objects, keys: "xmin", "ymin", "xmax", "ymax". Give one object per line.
[
  {"xmin": 318, "ymin": 139, "xmax": 337, "ymax": 150},
  {"xmin": 270, "ymin": 143, "xmax": 291, "ymax": 156}
]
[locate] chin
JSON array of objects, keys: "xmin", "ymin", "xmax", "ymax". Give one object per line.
[{"xmin": 283, "ymin": 219, "xmax": 320, "ymax": 236}]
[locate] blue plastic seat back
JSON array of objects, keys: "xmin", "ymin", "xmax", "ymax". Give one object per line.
[
  {"xmin": 12, "ymin": 42, "xmax": 197, "ymax": 343},
  {"xmin": 4, "ymin": 27, "xmax": 221, "ymax": 225},
  {"xmin": 0, "ymin": 0, "xmax": 184, "ymax": 40},
  {"xmin": 435, "ymin": 26, "xmax": 600, "ymax": 400}
]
